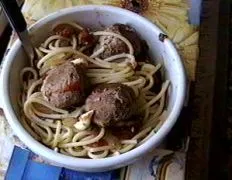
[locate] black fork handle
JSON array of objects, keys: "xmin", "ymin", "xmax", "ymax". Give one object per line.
[{"xmin": 0, "ymin": 0, "xmax": 26, "ymax": 33}]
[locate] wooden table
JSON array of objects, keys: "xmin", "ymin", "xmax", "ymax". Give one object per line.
[{"xmin": 185, "ymin": 0, "xmax": 231, "ymax": 179}]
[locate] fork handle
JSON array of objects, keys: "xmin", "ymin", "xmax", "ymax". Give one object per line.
[{"xmin": 0, "ymin": 0, "xmax": 26, "ymax": 33}]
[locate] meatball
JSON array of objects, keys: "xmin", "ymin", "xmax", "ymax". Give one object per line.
[
  {"xmin": 94, "ymin": 24, "xmax": 143, "ymax": 58},
  {"xmin": 41, "ymin": 62, "xmax": 85, "ymax": 108},
  {"xmin": 85, "ymin": 83, "xmax": 136, "ymax": 127}
]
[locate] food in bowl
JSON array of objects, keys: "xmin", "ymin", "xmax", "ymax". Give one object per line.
[{"xmin": 19, "ymin": 21, "xmax": 169, "ymax": 159}]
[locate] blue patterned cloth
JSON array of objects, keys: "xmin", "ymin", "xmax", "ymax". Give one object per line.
[{"xmin": 5, "ymin": 146, "xmax": 121, "ymax": 180}]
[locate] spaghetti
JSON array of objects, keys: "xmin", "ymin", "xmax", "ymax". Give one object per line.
[{"xmin": 19, "ymin": 22, "xmax": 170, "ymax": 159}]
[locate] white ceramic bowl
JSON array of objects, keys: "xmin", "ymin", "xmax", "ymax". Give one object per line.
[{"xmin": 0, "ymin": 5, "xmax": 186, "ymax": 172}]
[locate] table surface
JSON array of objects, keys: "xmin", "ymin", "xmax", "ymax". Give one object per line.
[{"xmin": 186, "ymin": 1, "xmax": 231, "ymax": 179}]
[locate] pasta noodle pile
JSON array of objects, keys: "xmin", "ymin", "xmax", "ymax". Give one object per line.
[{"xmin": 19, "ymin": 22, "xmax": 169, "ymax": 159}]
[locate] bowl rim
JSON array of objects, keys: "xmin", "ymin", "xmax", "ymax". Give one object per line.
[{"xmin": 1, "ymin": 5, "xmax": 186, "ymax": 171}]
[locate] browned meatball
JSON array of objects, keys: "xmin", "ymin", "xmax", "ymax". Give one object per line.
[
  {"xmin": 85, "ymin": 83, "xmax": 136, "ymax": 127},
  {"xmin": 41, "ymin": 62, "xmax": 85, "ymax": 108},
  {"xmin": 94, "ymin": 24, "xmax": 142, "ymax": 58}
]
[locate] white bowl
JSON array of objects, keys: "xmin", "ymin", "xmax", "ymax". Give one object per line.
[{"xmin": 0, "ymin": 5, "xmax": 186, "ymax": 172}]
